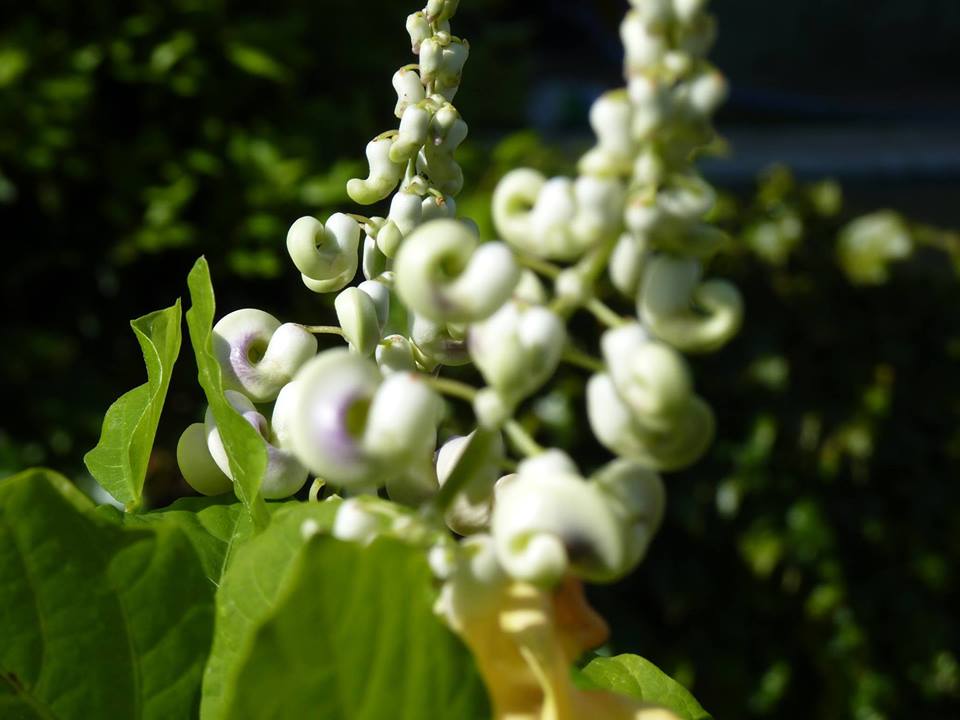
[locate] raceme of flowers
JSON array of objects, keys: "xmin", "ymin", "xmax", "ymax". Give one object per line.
[{"xmin": 175, "ymin": 0, "xmax": 741, "ymax": 717}]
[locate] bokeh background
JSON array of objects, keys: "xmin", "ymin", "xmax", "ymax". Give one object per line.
[{"xmin": 1, "ymin": 1, "xmax": 958, "ymax": 718}]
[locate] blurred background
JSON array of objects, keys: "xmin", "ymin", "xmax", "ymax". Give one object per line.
[{"xmin": 1, "ymin": 0, "xmax": 958, "ymax": 718}]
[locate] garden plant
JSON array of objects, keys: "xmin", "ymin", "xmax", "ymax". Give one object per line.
[{"xmin": 2, "ymin": 1, "xmax": 957, "ymax": 719}]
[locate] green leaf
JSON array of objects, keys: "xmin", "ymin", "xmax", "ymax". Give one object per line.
[
  {"xmin": 84, "ymin": 300, "xmax": 182, "ymax": 508},
  {"xmin": 185, "ymin": 257, "xmax": 268, "ymax": 528},
  {"xmin": 0, "ymin": 468, "xmax": 215, "ymax": 719},
  {"xmin": 119, "ymin": 496, "xmax": 255, "ymax": 588},
  {"xmin": 582, "ymin": 654, "xmax": 711, "ymax": 720},
  {"xmin": 202, "ymin": 503, "xmax": 489, "ymax": 720},
  {"xmin": 225, "ymin": 43, "xmax": 290, "ymax": 83}
]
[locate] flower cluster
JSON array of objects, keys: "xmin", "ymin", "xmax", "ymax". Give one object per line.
[{"xmin": 176, "ymin": 1, "xmax": 737, "ymax": 716}]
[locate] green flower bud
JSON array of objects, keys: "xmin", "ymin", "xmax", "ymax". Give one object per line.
[
  {"xmin": 836, "ymin": 210, "xmax": 912, "ymax": 285},
  {"xmin": 212, "ymin": 308, "xmax": 317, "ymax": 403},
  {"xmin": 347, "ymin": 137, "xmax": 405, "ymax": 205},
  {"xmin": 393, "ymin": 67, "xmax": 426, "ymax": 118},
  {"xmin": 469, "ymin": 301, "xmax": 565, "ymax": 404},
  {"xmin": 177, "ymin": 422, "xmax": 232, "ymax": 496},
  {"xmin": 205, "ymin": 390, "xmax": 309, "ymax": 499},
  {"xmin": 395, "ymin": 219, "xmax": 520, "ymax": 323},
  {"xmin": 638, "ymin": 254, "xmax": 743, "ymax": 353},
  {"xmin": 287, "ymin": 213, "xmax": 361, "ymax": 294}
]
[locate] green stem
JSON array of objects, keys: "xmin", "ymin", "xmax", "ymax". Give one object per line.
[
  {"xmin": 422, "ymin": 375, "xmax": 477, "ymax": 403},
  {"xmin": 562, "ymin": 345, "xmax": 605, "ymax": 373},
  {"xmin": 301, "ymin": 325, "xmax": 344, "ymax": 336},
  {"xmin": 585, "ymin": 298, "xmax": 627, "ymax": 328},
  {"xmin": 503, "ymin": 419, "xmax": 544, "ymax": 458},
  {"xmin": 516, "ymin": 253, "xmax": 562, "ymax": 279}
]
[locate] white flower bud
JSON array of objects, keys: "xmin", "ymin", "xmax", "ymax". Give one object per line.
[
  {"xmin": 587, "ymin": 373, "xmax": 714, "ymax": 471},
  {"xmin": 347, "ymin": 137, "xmax": 405, "ymax": 205},
  {"xmin": 602, "ymin": 325, "xmax": 693, "ymax": 432},
  {"xmin": 335, "ymin": 287, "xmax": 381, "ymax": 356},
  {"xmin": 621, "ymin": 10, "xmax": 669, "ymax": 74},
  {"xmin": 376, "ymin": 334, "xmax": 418, "ymax": 375},
  {"xmin": 836, "ymin": 210, "xmax": 912, "ymax": 285},
  {"xmin": 362, "ymin": 233, "xmax": 388, "ymax": 280},
  {"xmin": 469, "ymin": 301, "xmax": 565, "ymax": 405},
  {"xmin": 639, "ymin": 254, "xmax": 743, "ymax": 353},
  {"xmin": 672, "ymin": 0, "xmax": 707, "ymax": 25},
  {"xmin": 578, "ymin": 90, "xmax": 634, "ymax": 177},
  {"xmin": 390, "ymin": 103, "xmax": 432, "ymax": 163},
  {"xmin": 513, "ymin": 269, "xmax": 548, "ymax": 304},
  {"xmin": 687, "ymin": 69, "xmax": 727, "ymax": 116},
  {"xmin": 363, "ymin": 372, "xmax": 442, "ymax": 464},
  {"xmin": 426, "ymin": 0, "xmax": 459, "ymax": 23},
  {"xmin": 177, "ymin": 423, "xmax": 232, "ymax": 496},
  {"xmin": 409, "ymin": 313, "xmax": 469, "ymax": 367},
  {"xmin": 287, "ymin": 213, "xmax": 361, "ymax": 294},
  {"xmin": 333, "ymin": 498, "xmax": 381, "ymax": 544},
  {"xmin": 392, "ymin": 67, "xmax": 426, "ymax": 118},
  {"xmin": 472, "ymin": 387, "xmax": 512, "ymax": 429},
  {"xmin": 356, "ymin": 279, "xmax": 390, "ymax": 329},
  {"xmin": 591, "ymin": 459, "xmax": 665, "ymax": 570},
  {"xmin": 436, "ymin": 431, "xmax": 504, "ymax": 535},
  {"xmin": 431, "ymin": 103, "xmax": 468, "ymax": 152},
  {"xmin": 204, "ymin": 390, "xmax": 309, "ymax": 499},
  {"xmin": 492, "ymin": 167, "xmax": 543, "ymax": 250},
  {"xmin": 628, "ymin": 76, "xmax": 670, "ymax": 140},
  {"xmin": 609, "ymin": 232, "xmax": 648, "ymax": 297},
  {"xmin": 212, "ymin": 309, "xmax": 317, "ymax": 403},
  {"xmin": 419, "ymin": 37, "xmax": 444, "ymax": 85},
  {"xmin": 629, "ymin": 0, "xmax": 674, "ymax": 25},
  {"xmin": 405, "ymin": 12, "xmax": 431, "ymax": 54},
  {"xmin": 421, "ymin": 193, "xmax": 456, "ymax": 221},
  {"xmin": 395, "ymin": 219, "xmax": 520, "ymax": 323},
  {"xmin": 492, "ymin": 456, "xmax": 624, "ymax": 585}
]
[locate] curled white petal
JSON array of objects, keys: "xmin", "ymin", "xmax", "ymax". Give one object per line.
[
  {"xmin": 204, "ymin": 390, "xmax": 308, "ymax": 499},
  {"xmin": 395, "ymin": 219, "xmax": 519, "ymax": 323},
  {"xmin": 587, "ymin": 373, "xmax": 714, "ymax": 471},
  {"xmin": 213, "ymin": 309, "xmax": 317, "ymax": 403},
  {"xmin": 288, "ymin": 349, "xmax": 383, "ymax": 487},
  {"xmin": 601, "ymin": 324, "xmax": 692, "ymax": 430},
  {"xmin": 347, "ymin": 137, "xmax": 405, "ymax": 205},
  {"xmin": 639, "ymin": 254, "xmax": 743, "ymax": 353},
  {"xmin": 492, "ymin": 463, "xmax": 624, "ymax": 585},
  {"xmin": 591, "ymin": 459, "xmax": 665, "ymax": 569},
  {"xmin": 492, "ymin": 168, "xmax": 542, "ymax": 250},
  {"xmin": 287, "ymin": 213, "xmax": 361, "ymax": 294},
  {"xmin": 177, "ymin": 423, "xmax": 232, "ymax": 496}
]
